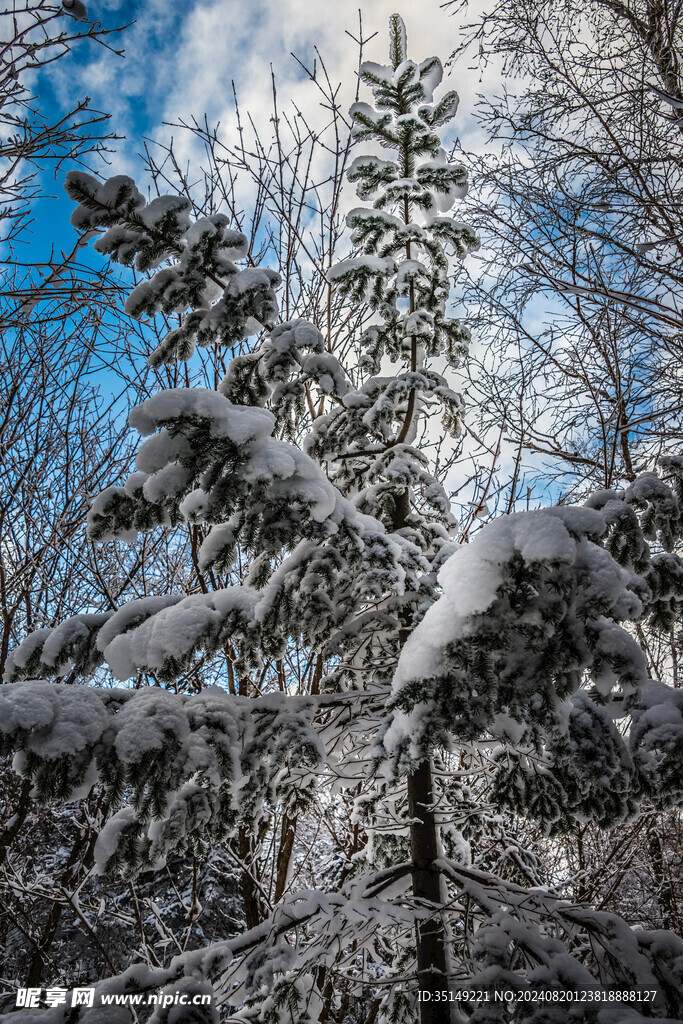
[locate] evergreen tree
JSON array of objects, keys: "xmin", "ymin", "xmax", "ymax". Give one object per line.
[{"xmin": 2, "ymin": 15, "xmax": 683, "ymax": 1024}]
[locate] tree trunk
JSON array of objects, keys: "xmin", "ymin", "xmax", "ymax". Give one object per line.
[
  {"xmin": 394, "ymin": 485, "xmax": 455, "ymax": 1020},
  {"xmin": 649, "ymin": 824, "xmax": 679, "ymax": 932},
  {"xmin": 408, "ymin": 759, "xmax": 456, "ymax": 1024},
  {"xmin": 237, "ymin": 828, "xmax": 262, "ymax": 930},
  {"xmin": 274, "ymin": 811, "xmax": 297, "ymax": 903}
]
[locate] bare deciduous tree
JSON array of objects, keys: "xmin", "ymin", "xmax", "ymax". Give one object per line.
[{"xmin": 448, "ymin": 0, "xmax": 683, "ymax": 503}]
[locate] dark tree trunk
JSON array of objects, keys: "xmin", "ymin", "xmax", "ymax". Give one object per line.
[
  {"xmin": 237, "ymin": 827, "xmax": 262, "ymax": 930},
  {"xmin": 408, "ymin": 759, "xmax": 456, "ymax": 1024},
  {"xmin": 649, "ymin": 825, "xmax": 679, "ymax": 932}
]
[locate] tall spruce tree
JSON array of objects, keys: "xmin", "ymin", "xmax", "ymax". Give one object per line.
[{"xmin": 3, "ymin": 14, "xmax": 683, "ymax": 1024}]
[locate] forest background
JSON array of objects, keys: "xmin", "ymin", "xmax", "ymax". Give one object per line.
[{"xmin": 1, "ymin": 0, "xmax": 683, "ymax": 1021}]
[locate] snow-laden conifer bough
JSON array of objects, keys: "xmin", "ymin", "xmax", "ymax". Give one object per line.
[{"xmin": 3, "ymin": 13, "xmax": 683, "ymax": 1024}]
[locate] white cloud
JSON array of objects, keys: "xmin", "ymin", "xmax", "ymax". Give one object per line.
[
  {"xmin": 155, "ymin": 0, "xmax": 498, "ymax": 142},
  {"xmin": 47, "ymin": 0, "xmax": 504, "ymax": 176}
]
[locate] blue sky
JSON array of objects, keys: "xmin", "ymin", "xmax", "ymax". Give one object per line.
[
  {"xmin": 31, "ymin": 0, "xmax": 496, "ymax": 258},
  {"xmin": 23, "ymin": 0, "xmax": 537, "ymax": 515},
  {"xmin": 53, "ymin": 0, "xmax": 480, "ymax": 141},
  {"xmin": 13, "ymin": 0, "xmax": 669, "ymax": 532}
]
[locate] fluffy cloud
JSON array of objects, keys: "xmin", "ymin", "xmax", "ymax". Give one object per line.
[{"xmin": 48, "ymin": 0, "xmax": 498, "ymax": 176}]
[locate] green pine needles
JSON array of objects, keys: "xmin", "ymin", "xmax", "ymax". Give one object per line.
[{"xmin": 3, "ymin": 15, "xmax": 683, "ymax": 1024}]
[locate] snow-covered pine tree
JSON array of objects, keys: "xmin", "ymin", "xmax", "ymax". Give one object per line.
[
  {"xmin": 383, "ymin": 469, "xmax": 683, "ymax": 1021},
  {"xmin": 1, "ymin": 16, "xmax": 478, "ymax": 1022},
  {"xmin": 321, "ymin": 16, "xmax": 478, "ymax": 1018},
  {"xmin": 3, "ymin": 13, "xmax": 683, "ymax": 1024}
]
